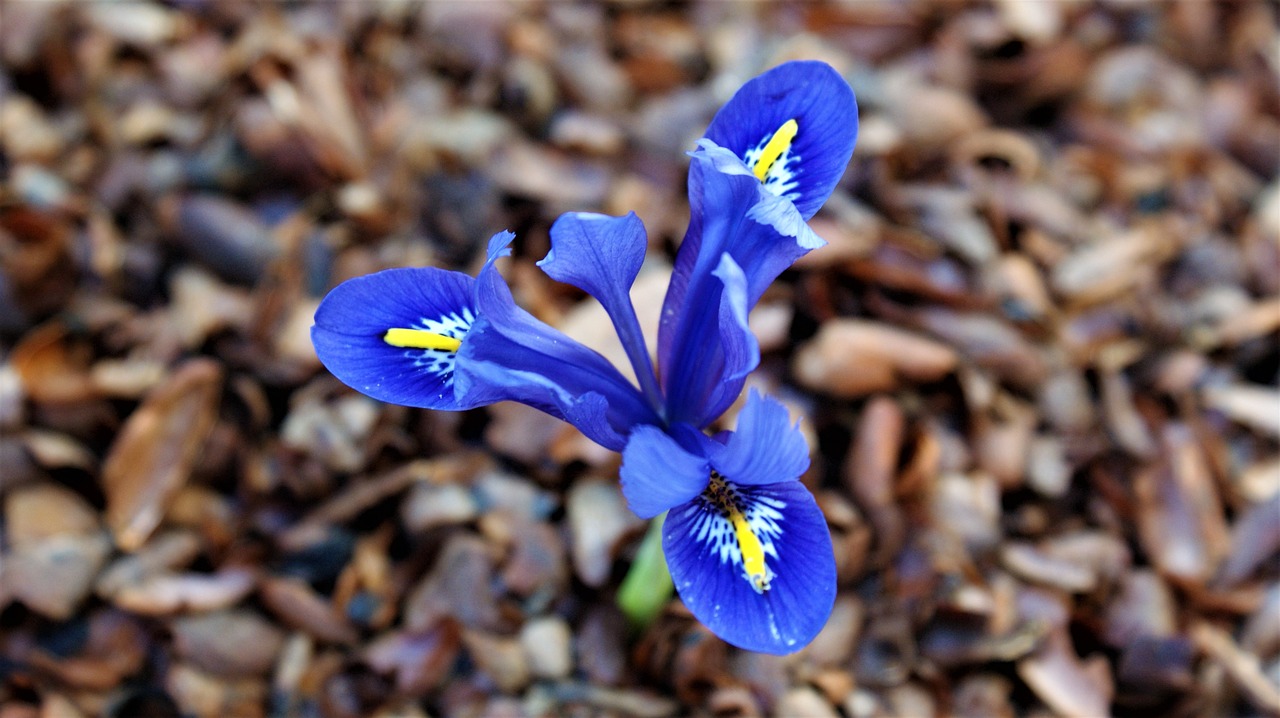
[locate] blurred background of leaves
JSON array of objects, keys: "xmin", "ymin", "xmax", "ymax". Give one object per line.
[{"xmin": 0, "ymin": 1, "xmax": 1277, "ymax": 717}]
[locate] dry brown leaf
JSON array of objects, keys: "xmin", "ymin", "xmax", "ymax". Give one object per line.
[
  {"xmin": 1191, "ymin": 621, "xmax": 1280, "ymax": 715},
  {"xmin": 794, "ymin": 320, "xmax": 957, "ymax": 397},
  {"xmin": 111, "ymin": 569, "xmax": 257, "ymax": 616},
  {"xmin": 5, "ymin": 482, "xmax": 99, "ymax": 543},
  {"xmin": 172, "ymin": 610, "xmax": 286, "ymax": 678},
  {"xmin": 102, "ymin": 359, "xmax": 222, "ymax": 551},
  {"xmin": 10, "ymin": 322, "xmax": 97, "ymax": 404},
  {"xmin": 567, "ymin": 479, "xmax": 643, "ymax": 588},
  {"xmin": 1016, "ymin": 628, "xmax": 1114, "ymax": 718},
  {"xmin": 1135, "ymin": 424, "xmax": 1232, "ymax": 584}
]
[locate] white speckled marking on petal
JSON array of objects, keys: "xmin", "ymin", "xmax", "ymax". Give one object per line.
[
  {"xmin": 686, "ymin": 477, "xmax": 786, "ymax": 588},
  {"xmin": 405, "ymin": 308, "xmax": 476, "ymax": 386},
  {"xmin": 742, "ymin": 131, "xmax": 801, "ymax": 200}
]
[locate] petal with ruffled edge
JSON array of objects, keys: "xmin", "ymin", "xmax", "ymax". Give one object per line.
[
  {"xmin": 663, "ymin": 478, "xmax": 836, "ymax": 654},
  {"xmin": 455, "ymin": 233, "xmax": 659, "ymax": 451},
  {"xmin": 619, "ymin": 424, "xmax": 710, "ymax": 519},
  {"xmin": 709, "ymin": 391, "xmax": 809, "ymax": 486},
  {"xmin": 704, "ymin": 60, "xmax": 858, "ymax": 219},
  {"xmin": 311, "ymin": 266, "xmax": 481, "ymax": 410}
]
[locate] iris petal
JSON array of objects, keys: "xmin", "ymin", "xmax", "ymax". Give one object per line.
[
  {"xmin": 703, "ymin": 253, "xmax": 760, "ymax": 422},
  {"xmin": 656, "ymin": 153, "xmax": 753, "ymax": 384},
  {"xmin": 660, "ymin": 141, "xmax": 829, "ymax": 424},
  {"xmin": 744, "ymin": 180, "xmax": 824, "ymax": 255},
  {"xmin": 539, "ymin": 212, "xmax": 646, "ymax": 315},
  {"xmin": 690, "ymin": 141, "xmax": 825, "ymax": 300},
  {"xmin": 456, "ymin": 232, "xmax": 659, "ymax": 451},
  {"xmin": 710, "ymin": 391, "xmax": 810, "ymax": 486},
  {"xmin": 540, "ymin": 212, "xmax": 663, "ymax": 410},
  {"xmin": 663, "ymin": 251, "xmax": 760, "ymax": 427},
  {"xmin": 620, "ymin": 425, "xmax": 710, "ymax": 518},
  {"xmin": 704, "ymin": 60, "xmax": 858, "ymax": 220},
  {"xmin": 311, "ymin": 267, "xmax": 480, "ymax": 410},
  {"xmin": 455, "ymin": 352, "xmax": 623, "ymax": 449},
  {"xmin": 663, "ymin": 479, "xmax": 836, "ymax": 655},
  {"xmin": 658, "ymin": 62, "xmax": 855, "ymax": 396}
]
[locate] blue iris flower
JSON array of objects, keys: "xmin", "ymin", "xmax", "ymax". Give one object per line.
[{"xmin": 311, "ymin": 61, "xmax": 857, "ymax": 654}]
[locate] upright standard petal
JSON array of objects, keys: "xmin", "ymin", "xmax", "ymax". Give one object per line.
[
  {"xmin": 663, "ymin": 478, "xmax": 836, "ymax": 655},
  {"xmin": 540, "ymin": 212, "xmax": 663, "ymax": 412},
  {"xmin": 311, "ymin": 266, "xmax": 481, "ymax": 410},
  {"xmin": 655, "ymin": 157, "xmax": 723, "ymax": 385},
  {"xmin": 663, "ymin": 144, "xmax": 825, "ymax": 426},
  {"xmin": 658, "ymin": 61, "xmax": 857, "ymax": 388},
  {"xmin": 704, "ymin": 60, "xmax": 858, "ymax": 219},
  {"xmin": 662, "ymin": 251, "xmax": 761, "ymax": 427},
  {"xmin": 456, "ymin": 233, "xmax": 659, "ymax": 451}
]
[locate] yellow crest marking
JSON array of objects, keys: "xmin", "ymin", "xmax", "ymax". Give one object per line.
[
  {"xmin": 383, "ymin": 328, "xmax": 462, "ymax": 352},
  {"xmin": 706, "ymin": 472, "xmax": 773, "ymax": 593},
  {"xmin": 729, "ymin": 506, "xmax": 771, "ymax": 593},
  {"xmin": 751, "ymin": 119, "xmax": 799, "ymax": 182}
]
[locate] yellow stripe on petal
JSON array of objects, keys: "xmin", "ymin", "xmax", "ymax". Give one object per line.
[
  {"xmin": 703, "ymin": 472, "xmax": 777, "ymax": 593},
  {"xmin": 751, "ymin": 119, "xmax": 798, "ymax": 182},
  {"xmin": 730, "ymin": 507, "xmax": 771, "ymax": 593},
  {"xmin": 383, "ymin": 328, "xmax": 462, "ymax": 352}
]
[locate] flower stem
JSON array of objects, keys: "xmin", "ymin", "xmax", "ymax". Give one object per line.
[{"xmin": 617, "ymin": 512, "xmax": 674, "ymax": 628}]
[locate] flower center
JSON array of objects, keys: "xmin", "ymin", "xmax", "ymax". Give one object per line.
[{"xmin": 706, "ymin": 472, "xmax": 772, "ymax": 593}]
